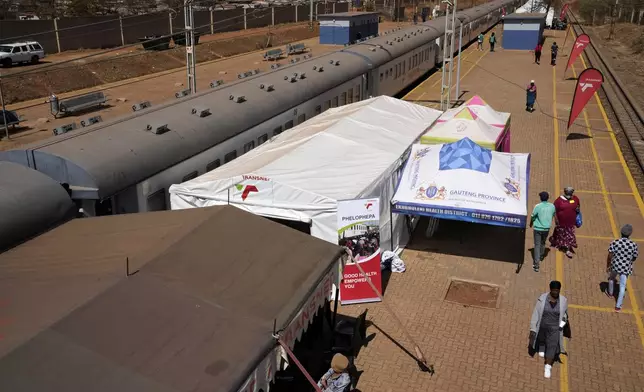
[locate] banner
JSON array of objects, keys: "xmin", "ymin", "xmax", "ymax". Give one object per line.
[
  {"xmin": 566, "ymin": 34, "xmax": 590, "ymax": 72},
  {"xmin": 560, "ymin": 4, "xmax": 569, "ymax": 20},
  {"xmin": 337, "ymin": 198, "xmax": 382, "ymax": 305},
  {"xmin": 567, "ymin": 67, "xmax": 604, "ymax": 129}
]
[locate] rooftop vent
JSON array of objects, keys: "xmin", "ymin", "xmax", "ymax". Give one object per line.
[
  {"xmin": 53, "ymin": 122, "xmax": 77, "ymax": 136},
  {"xmin": 229, "ymin": 95, "xmax": 246, "ymax": 103},
  {"xmin": 299, "ymin": 72, "xmax": 306, "ymax": 79},
  {"xmin": 313, "ymin": 65, "xmax": 324, "ymax": 72},
  {"xmin": 191, "ymin": 107, "xmax": 211, "ymax": 117},
  {"xmin": 146, "ymin": 124, "xmax": 169, "ymax": 135},
  {"xmin": 370, "ymin": 47, "xmax": 376, "ymax": 52},
  {"xmin": 210, "ymin": 80, "xmax": 224, "ymax": 88},
  {"xmin": 270, "ymin": 63, "xmax": 282, "ymax": 70},
  {"xmin": 132, "ymin": 101, "xmax": 152, "ymax": 112},
  {"xmin": 303, "ymin": 54, "xmax": 312, "ymax": 59},
  {"xmin": 238, "ymin": 73, "xmax": 247, "ymax": 79},
  {"xmin": 80, "ymin": 115, "xmax": 102, "ymax": 127},
  {"xmin": 175, "ymin": 89, "xmax": 191, "ymax": 99},
  {"xmin": 388, "ymin": 41, "xmax": 394, "ymax": 46},
  {"xmin": 259, "ymin": 83, "xmax": 275, "ymax": 91},
  {"xmin": 290, "ymin": 57, "xmax": 300, "ymax": 64}
]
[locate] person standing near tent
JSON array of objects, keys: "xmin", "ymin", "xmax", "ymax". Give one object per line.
[
  {"xmin": 526, "ymin": 80, "xmax": 537, "ymax": 112},
  {"xmin": 534, "ymin": 42, "xmax": 543, "ymax": 64},
  {"xmin": 317, "ymin": 354, "xmax": 351, "ymax": 392},
  {"xmin": 477, "ymin": 32, "xmax": 484, "ymax": 51},
  {"xmin": 529, "ymin": 280, "xmax": 569, "ymax": 379},
  {"xmin": 550, "ymin": 186, "xmax": 581, "ymax": 259},
  {"xmin": 551, "ymin": 42, "xmax": 559, "ymax": 65},
  {"xmin": 530, "ymin": 191, "xmax": 556, "ymax": 272},
  {"xmin": 606, "ymin": 224, "xmax": 639, "ymax": 312},
  {"xmin": 489, "ymin": 32, "xmax": 497, "ymax": 52}
]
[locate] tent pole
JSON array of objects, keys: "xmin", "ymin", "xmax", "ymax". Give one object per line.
[
  {"xmin": 331, "ymin": 286, "xmax": 340, "ymax": 346},
  {"xmin": 390, "ymin": 208, "xmax": 394, "ymax": 251},
  {"xmin": 275, "ymin": 336, "xmax": 323, "ymax": 392}
]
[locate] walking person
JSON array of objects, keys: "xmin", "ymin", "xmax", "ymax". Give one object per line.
[
  {"xmin": 530, "ymin": 191, "xmax": 556, "ymax": 272},
  {"xmin": 551, "ymin": 41, "xmax": 559, "ymax": 65},
  {"xmin": 477, "ymin": 32, "xmax": 484, "ymax": 51},
  {"xmin": 526, "ymin": 80, "xmax": 537, "ymax": 112},
  {"xmin": 489, "ymin": 32, "xmax": 496, "ymax": 52},
  {"xmin": 534, "ymin": 42, "xmax": 543, "ymax": 64},
  {"xmin": 606, "ymin": 224, "xmax": 639, "ymax": 312},
  {"xmin": 529, "ymin": 281, "xmax": 569, "ymax": 379},
  {"xmin": 550, "ymin": 186, "xmax": 581, "ymax": 258}
]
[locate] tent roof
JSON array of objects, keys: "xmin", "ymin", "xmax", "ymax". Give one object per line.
[
  {"xmin": 171, "ymin": 96, "xmax": 442, "ymax": 202},
  {"xmin": 423, "ymin": 110, "xmax": 502, "ymax": 144},
  {"xmin": 439, "ymin": 95, "xmax": 510, "ymax": 127},
  {"xmin": 0, "ymin": 206, "xmax": 342, "ymax": 392}
]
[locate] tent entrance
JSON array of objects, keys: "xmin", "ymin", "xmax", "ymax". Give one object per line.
[{"xmin": 267, "ymin": 217, "xmax": 312, "ymax": 235}]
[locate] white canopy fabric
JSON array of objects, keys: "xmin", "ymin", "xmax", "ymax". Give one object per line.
[
  {"xmin": 391, "ymin": 138, "xmax": 531, "ymax": 228},
  {"xmin": 421, "ymin": 108, "xmax": 504, "ymax": 150},
  {"xmin": 170, "ymin": 95, "xmax": 442, "ymax": 248},
  {"xmin": 515, "ymin": 0, "xmax": 555, "ymax": 26}
]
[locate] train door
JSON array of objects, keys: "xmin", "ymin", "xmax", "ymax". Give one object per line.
[{"xmin": 363, "ymin": 73, "xmax": 370, "ymax": 99}]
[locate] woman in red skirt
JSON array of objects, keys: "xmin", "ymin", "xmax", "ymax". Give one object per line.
[{"xmin": 550, "ymin": 187, "xmax": 581, "ymax": 258}]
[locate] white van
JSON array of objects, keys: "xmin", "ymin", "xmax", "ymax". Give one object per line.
[{"xmin": 0, "ymin": 41, "xmax": 46, "ymax": 67}]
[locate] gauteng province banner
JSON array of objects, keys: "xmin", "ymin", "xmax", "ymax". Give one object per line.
[
  {"xmin": 560, "ymin": 4, "xmax": 569, "ymax": 20},
  {"xmin": 567, "ymin": 67, "xmax": 604, "ymax": 129},
  {"xmin": 337, "ymin": 198, "xmax": 382, "ymax": 305},
  {"xmin": 566, "ymin": 34, "xmax": 590, "ymax": 72}
]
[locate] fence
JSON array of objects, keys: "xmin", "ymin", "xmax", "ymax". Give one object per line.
[
  {"xmin": 586, "ymin": 5, "xmax": 644, "ymax": 26},
  {"xmin": 0, "ymin": 2, "xmax": 349, "ymax": 54}
]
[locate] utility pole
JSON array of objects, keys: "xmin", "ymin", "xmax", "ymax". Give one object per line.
[
  {"xmin": 0, "ymin": 73, "xmax": 8, "ymax": 141},
  {"xmin": 455, "ymin": 21, "xmax": 463, "ymax": 103},
  {"xmin": 440, "ymin": 0, "xmax": 456, "ymax": 110},
  {"xmin": 609, "ymin": 0, "xmax": 618, "ymax": 40},
  {"xmin": 184, "ymin": 0, "xmax": 197, "ymax": 94}
]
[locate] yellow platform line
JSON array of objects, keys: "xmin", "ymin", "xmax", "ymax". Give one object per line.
[
  {"xmin": 574, "ymin": 190, "xmax": 633, "ymax": 196},
  {"xmin": 575, "ymin": 55, "xmax": 644, "ymax": 351},
  {"xmin": 577, "ymin": 234, "xmax": 644, "ymax": 242},
  {"xmin": 569, "ymin": 304, "xmax": 637, "ymax": 315},
  {"xmin": 551, "ymin": 65, "xmax": 569, "ymax": 392}
]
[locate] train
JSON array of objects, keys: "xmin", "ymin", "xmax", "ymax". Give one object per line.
[{"xmin": 0, "ymin": 0, "xmax": 521, "ymax": 218}]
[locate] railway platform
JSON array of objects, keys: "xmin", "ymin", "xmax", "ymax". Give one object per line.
[{"xmin": 338, "ymin": 26, "xmax": 644, "ymax": 392}]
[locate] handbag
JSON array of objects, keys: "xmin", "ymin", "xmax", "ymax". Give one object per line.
[
  {"xmin": 575, "ymin": 210, "xmax": 583, "ymax": 228},
  {"xmin": 563, "ymin": 320, "xmax": 572, "ymax": 339}
]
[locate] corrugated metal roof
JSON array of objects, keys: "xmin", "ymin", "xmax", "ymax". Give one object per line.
[{"xmin": 0, "ymin": 162, "xmax": 74, "ymax": 252}]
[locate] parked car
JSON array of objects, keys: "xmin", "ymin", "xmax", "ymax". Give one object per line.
[{"xmin": 0, "ymin": 41, "xmax": 46, "ymax": 67}]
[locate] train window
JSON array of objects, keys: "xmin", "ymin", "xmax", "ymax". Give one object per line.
[
  {"xmin": 389, "ymin": 67, "xmax": 393, "ymax": 76},
  {"xmin": 347, "ymin": 88, "xmax": 353, "ymax": 104},
  {"xmin": 332, "ymin": 96, "xmax": 338, "ymax": 107},
  {"xmin": 284, "ymin": 120, "xmax": 294, "ymax": 129},
  {"xmin": 385, "ymin": 69, "xmax": 388, "ymax": 78},
  {"xmin": 258, "ymin": 133, "xmax": 268, "ymax": 145},
  {"xmin": 243, "ymin": 141, "xmax": 255, "ymax": 153},
  {"xmin": 380, "ymin": 72, "xmax": 383, "ymax": 81},
  {"xmin": 324, "ymin": 100, "xmax": 331, "ymax": 110},
  {"xmin": 409, "ymin": 58, "xmax": 411, "ymax": 71},
  {"xmin": 403, "ymin": 60, "xmax": 406, "ymax": 74},
  {"xmin": 206, "ymin": 159, "xmax": 221, "ymax": 171},
  {"xmin": 273, "ymin": 126, "xmax": 283, "ymax": 136},
  {"xmin": 225, "ymin": 150, "xmax": 237, "ymax": 163},
  {"xmin": 340, "ymin": 92, "xmax": 347, "ymax": 106},
  {"xmin": 355, "ymin": 85, "xmax": 360, "ymax": 101},
  {"xmin": 315, "ymin": 105, "xmax": 322, "ymax": 115},
  {"xmin": 147, "ymin": 189, "xmax": 167, "ymax": 212},
  {"xmin": 297, "ymin": 114, "xmax": 306, "ymax": 124},
  {"xmin": 182, "ymin": 171, "xmax": 199, "ymax": 181}
]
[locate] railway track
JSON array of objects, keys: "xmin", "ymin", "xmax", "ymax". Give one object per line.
[{"xmin": 568, "ymin": 12, "xmax": 644, "ymax": 194}]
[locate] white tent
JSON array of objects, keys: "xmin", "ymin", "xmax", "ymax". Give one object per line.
[
  {"xmin": 516, "ymin": 0, "xmax": 555, "ymax": 26},
  {"xmin": 391, "ymin": 138, "xmax": 531, "ymax": 228},
  {"xmin": 170, "ymin": 96, "xmax": 442, "ymax": 250}
]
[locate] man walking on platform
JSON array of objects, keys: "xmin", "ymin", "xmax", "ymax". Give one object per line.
[
  {"xmin": 477, "ymin": 32, "xmax": 484, "ymax": 51},
  {"xmin": 489, "ymin": 32, "xmax": 497, "ymax": 52},
  {"xmin": 551, "ymin": 42, "xmax": 559, "ymax": 66},
  {"xmin": 530, "ymin": 191, "xmax": 556, "ymax": 272},
  {"xmin": 526, "ymin": 80, "xmax": 537, "ymax": 112},
  {"xmin": 606, "ymin": 224, "xmax": 639, "ymax": 312},
  {"xmin": 534, "ymin": 42, "xmax": 543, "ymax": 64}
]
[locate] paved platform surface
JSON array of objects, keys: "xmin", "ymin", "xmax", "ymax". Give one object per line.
[{"xmin": 338, "ymin": 27, "xmax": 644, "ymax": 392}]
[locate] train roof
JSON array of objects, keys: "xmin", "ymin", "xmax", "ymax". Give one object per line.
[
  {"xmin": 0, "ymin": 162, "xmax": 74, "ymax": 252},
  {"xmin": 0, "ymin": 0, "xmax": 518, "ymax": 200}
]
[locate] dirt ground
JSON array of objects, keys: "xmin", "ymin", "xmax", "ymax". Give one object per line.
[
  {"xmin": 0, "ymin": 21, "xmax": 409, "ymax": 149},
  {"xmin": 0, "ymin": 23, "xmax": 320, "ymax": 105},
  {"xmin": 583, "ymin": 23, "xmax": 644, "ymax": 110}
]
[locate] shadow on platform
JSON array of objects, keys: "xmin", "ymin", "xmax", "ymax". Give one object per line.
[
  {"xmin": 406, "ymin": 217, "xmax": 526, "ymax": 270},
  {"xmin": 565, "ymin": 132, "xmax": 592, "ymax": 141}
]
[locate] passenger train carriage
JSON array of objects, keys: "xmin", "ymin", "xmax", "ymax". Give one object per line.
[{"xmin": 0, "ymin": 0, "xmax": 521, "ymax": 217}]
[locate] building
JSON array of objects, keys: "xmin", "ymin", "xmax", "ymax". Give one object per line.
[
  {"xmin": 502, "ymin": 12, "xmax": 546, "ymax": 50},
  {"xmin": 318, "ymin": 11, "xmax": 379, "ymax": 45}
]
